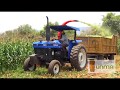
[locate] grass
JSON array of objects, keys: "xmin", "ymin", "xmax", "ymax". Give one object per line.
[{"xmin": 1, "ymin": 55, "xmax": 120, "ymax": 78}]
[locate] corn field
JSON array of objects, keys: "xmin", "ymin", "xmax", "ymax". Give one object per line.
[{"xmin": 0, "ymin": 38, "xmax": 34, "ymax": 72}]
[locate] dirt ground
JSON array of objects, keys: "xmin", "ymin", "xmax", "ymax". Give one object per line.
[{"xmin": 1, "ymin": 55, "xmax": 120, "ymax": 78}]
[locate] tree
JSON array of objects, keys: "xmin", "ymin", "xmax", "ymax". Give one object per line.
[
  {"xmin": 5, "ymin": 30, "xmax": 13, "ymax": 37},
  {"xmin": 17, "ymin": 24, "xmax": 35, "ymax": 35},
  {"xmin": 102, "ymin": 12, "xmax": 120, "ymax": 37},
  {"xmin": 40, "ymin": 29, "xmax": 46, "ymax": 38}
]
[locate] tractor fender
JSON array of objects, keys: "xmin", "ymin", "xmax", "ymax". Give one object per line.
[{"xmin": 29, "ymin": 54, "xmax": 40, "ymax": 65}]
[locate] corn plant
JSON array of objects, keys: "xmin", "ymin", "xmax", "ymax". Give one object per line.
[{"xmin": 0, "ymin": 39, "xmax": 34, "ymax": 72}]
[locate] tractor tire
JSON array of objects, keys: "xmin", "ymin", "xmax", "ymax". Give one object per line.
[
  {"xmin": 70, "ymin": 44, "xmax": 87, "ymax": 71},
  {"xmin": 97, "ymin": 55, "xmax": 104, "ymax": 60},
  {"xmin": 48, "ymin": 60, "xmax": 61, "ymax": 75},
  {"xmin": 108, "ymin": 54, "xmax": 114, "ymax": 60},
  {"xmin": 23, "ymin": 57, "xmax": 36, "ymax": 71}
]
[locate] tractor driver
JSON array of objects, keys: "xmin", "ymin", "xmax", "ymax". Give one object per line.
[{"xmin": 59, "ymin": 31, "xmax": 69, "ymax": 52}]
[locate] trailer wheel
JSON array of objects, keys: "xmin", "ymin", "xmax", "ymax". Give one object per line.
[
  {"xmin": 48, "ymin": 60, "xmax": 61, "ymax": 75},
  {"xmin": 108, "ymin": 54, "xmax": 114, "ymax": 60},
  {"xmin": 70, "ymin": 44, "xmax": 87, "ymax": 71},
  {"xmin": 97, "ymin": 55, "xmax": 104, "ymax": 60},
  {"xmin": 23, "ymin": 57, "xmax": 36, "ymax": 71}
]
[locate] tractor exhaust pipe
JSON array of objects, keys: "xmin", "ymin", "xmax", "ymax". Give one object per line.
[{"xmin": 46, "ymin": 16, "xmax": 50, "ymax": 41}]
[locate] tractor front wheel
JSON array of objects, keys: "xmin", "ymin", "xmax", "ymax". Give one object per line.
[
  {"xmin": 48, "ymin": 60, "xmax": 61, "ymax": 75},
  {"xmin": 23, "ymin": 57, "xmax": 36, "ymax": 71}
]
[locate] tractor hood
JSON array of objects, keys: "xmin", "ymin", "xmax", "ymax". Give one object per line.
[{"xmin": 33, "ymin": 40, "xmax": 62, "ymax": 48}]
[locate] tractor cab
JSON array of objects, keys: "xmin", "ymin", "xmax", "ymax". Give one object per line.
[
  {"xmin": 33, "ymin": 25, "xmax": 82, "ymax": 60},
  {"xmin": 49, "ymin": 25, "xmax": 82, "ymax": 59}
]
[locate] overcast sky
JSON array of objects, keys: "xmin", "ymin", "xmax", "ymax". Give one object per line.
[{"xmin": 0, "ymin": 11, "xmax": 120, "ymax": 33}]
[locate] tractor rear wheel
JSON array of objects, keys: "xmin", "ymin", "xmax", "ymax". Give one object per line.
[
  {"xmin": 48, "ymin": 60, "xmax": 61, "ymax": 75},
  {"xmin": 23, "ymin": 57, "xmax": 36, "ymax": 71},
  {"xmin": 70, "ymin": 44, "xmax": 87, "ymax": 71}
]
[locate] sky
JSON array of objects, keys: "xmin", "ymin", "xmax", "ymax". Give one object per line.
[{"xmin": 0, "ymin": 11, "xmax": 120, "ymax": 33}]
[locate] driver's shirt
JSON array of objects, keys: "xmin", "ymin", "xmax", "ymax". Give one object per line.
[{"xmin": 60, "ymin": 34, "xmax": 69, "ymax": 45}]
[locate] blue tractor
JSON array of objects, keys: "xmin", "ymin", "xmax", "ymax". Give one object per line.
[{"xmin": 23, "ymin": 16, "xmax": 87, "ymax": 75}]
